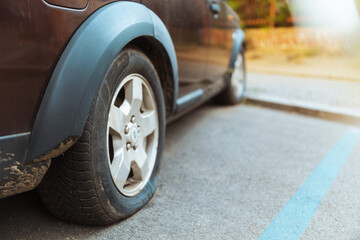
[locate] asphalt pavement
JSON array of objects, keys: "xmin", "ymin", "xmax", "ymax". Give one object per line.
[{"xmin": 1, "ymin": 103, "xmax": 360, "ymax": 240}]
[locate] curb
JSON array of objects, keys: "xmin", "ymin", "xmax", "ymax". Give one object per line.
[
  {"xmin": 244, "ymin": 93, "xmax": 360, "ymax": 127},
  {"xmin": 246, "ymin": 69, "xmax": 360, "ymax": 83}
]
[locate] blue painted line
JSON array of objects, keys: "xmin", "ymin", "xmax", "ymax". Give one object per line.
[{"xmin": 259, "ymin": 127, "xmax": 360, "ymax": 240}]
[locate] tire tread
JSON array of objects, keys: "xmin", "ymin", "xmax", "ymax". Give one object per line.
[{"xmin": 38, "ymin": 110, "xmax": 115, "ymax": 225}]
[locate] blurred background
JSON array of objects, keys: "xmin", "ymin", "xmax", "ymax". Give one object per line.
[
  {"xmin": 226, "ymin": 0, "xmax": 360, "ymax": 117},
  {"xmin": 227, "ymin": 0, "xmax": 360, "ymax": 80}
]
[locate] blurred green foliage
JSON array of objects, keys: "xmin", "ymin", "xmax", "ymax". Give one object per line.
[{"xmin": 226, "ymin": 0, "xmax": 292, "ymax": 28}]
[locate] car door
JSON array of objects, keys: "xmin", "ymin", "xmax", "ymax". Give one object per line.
[
  {"xmin": 205, "ymin": 0, "xmax": 237, "ymax": 82},
  {"xmin": 142, "ymin": 0, "xmax": 209, "ymax": 97}
]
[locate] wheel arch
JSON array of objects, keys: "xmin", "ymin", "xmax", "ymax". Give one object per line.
[{"xmin": 26, "ymin": 2, "xmax": 178, "ymax": 162}]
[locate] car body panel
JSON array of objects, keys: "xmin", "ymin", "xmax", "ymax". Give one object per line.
[
  {"xmin": 143, "ymin": 0, "xmax": 209, "ymax": 97},
  {"xmin": 206, "ymin": 1, "xmax": 240, "ymax": 81},
  {"xmin": 0, "ymin": 0, "xmax": 140, "ymax": 136}
]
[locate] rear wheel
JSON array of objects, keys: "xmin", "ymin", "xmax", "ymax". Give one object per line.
[
  {"xmin": 216, "ymin": 51, "xmax": 246, "ymax": 105},
  {"xmin": 38, "ymin": 49, "xmax": 165, "ymax": 225}
]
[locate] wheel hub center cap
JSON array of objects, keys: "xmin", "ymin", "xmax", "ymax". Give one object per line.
[{"xmin": 130, "ymin": 124, "xmax": 138, "ymax": 143}]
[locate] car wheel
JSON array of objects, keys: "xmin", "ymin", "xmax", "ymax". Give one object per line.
[
  {"xmin": 216, "ymin": 51, "xmax": 246, "ymax": 105},
  {"xmin": 37, "ymin": 48, "xmax": 166, "ymax": 225}
]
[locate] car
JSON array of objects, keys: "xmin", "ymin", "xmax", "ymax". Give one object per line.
[{"xmin": 0, "ymin": 0, "xmax": 245, "ymax": 225}]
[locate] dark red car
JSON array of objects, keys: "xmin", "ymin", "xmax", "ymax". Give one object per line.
[{"xmin": 0, "ymin": 0, "xmax": 245, "ymax": 225}]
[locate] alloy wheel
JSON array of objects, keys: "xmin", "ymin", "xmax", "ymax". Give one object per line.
[{"xmin": 107, "ymin": 74, "xmax": 159, "ymax": 197}]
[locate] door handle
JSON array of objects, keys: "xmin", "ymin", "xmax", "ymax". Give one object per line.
[{"xmin": 209, "ymin": 3, "xmax": 220, "ymax": 15}]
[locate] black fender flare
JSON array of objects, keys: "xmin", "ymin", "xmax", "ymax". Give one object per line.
[{"xmin": 27, "ymin": 2, "xmax": 178, "ymax": 162}]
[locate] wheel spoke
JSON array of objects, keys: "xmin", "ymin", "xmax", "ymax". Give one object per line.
[
  {"xmin": 111, "ymin": 135, "xmax": 123, "ymax": 154},
  {"xmin": 110, "ymin": 149, "xmax": 123, "ymax": 176},
  {"xmin": 134, "ymin": 144, "xmax": 148, "ymax": 178},
  {"xmin": 109, "ymin": 104, "xmax": 127, "ymax": 135},
  {"xmin": 112, "ymin": 153, "xmax": 131, "ymax": 189},
  {"xmin": 125, "ymin": 77, "xmax": 143, "ymax": 113},
  {"xmin": 140, "ymin": 110, "xmax": 157, "ymax": 137}
]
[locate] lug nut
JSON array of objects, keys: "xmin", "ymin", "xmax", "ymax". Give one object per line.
[
  {"xmin": 126, "ymin": 142, "xmax": 132, "ymax": 151},
  {"xmin": 124, "ymin": 125, "xmax": 129, "ymax": 134},
  {"xmin": 133, "ymin": 143, "xmax": 138, "ymax": 150},
  {"xmin": 130, "ymin": 115, "xmax": 136, "ymax": 123}
]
